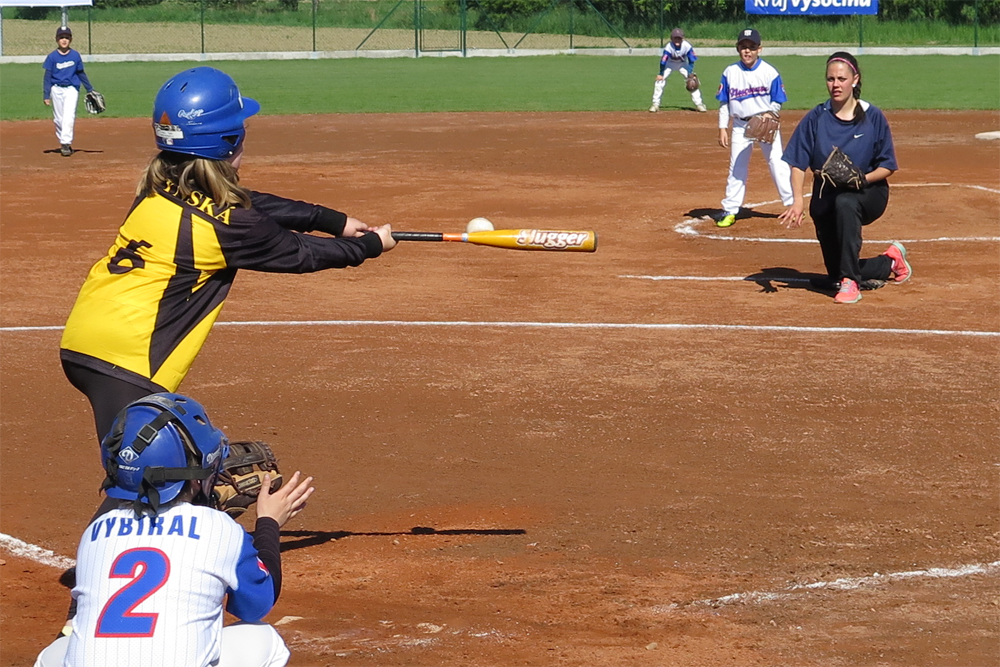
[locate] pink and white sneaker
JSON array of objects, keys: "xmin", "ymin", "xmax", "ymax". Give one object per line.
[
  {"xmin": 882, "ymin": 242, "xmax": 912, "ymax": 283},
  {"xmin": 834, "ymin": 277, "xmax": 862, "ymax": 304}
]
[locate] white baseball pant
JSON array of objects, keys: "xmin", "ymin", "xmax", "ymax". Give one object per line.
[
  {"xmin": 50, "ymin": 85, "xmax": 79, "ymax": 145},
  {"xmin": 33, "ymin": 623, "xmax": 290, "ymax": 667},
  {"xmin": 651, "ymin": 66, "xmax": 704, "ymax": 108},
  {"xmin": 721, "ymin": 123, "xmax": 794, "ymax": 215}
]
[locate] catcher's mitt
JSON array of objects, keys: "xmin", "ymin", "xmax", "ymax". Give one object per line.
[
  {"xmin": 817, "ymin": 146, "xmax": 866, "ymax": 194},
  {"xmin": 744, "ymin": 111, "xmax": 780, "ymax": 144},
  {"xmin": 214, "ymin": 440, "xmax": 283, "ymax": 518},
  {"xmin": 685, "ymin": 73, "xmax": 700, "ymax": 92},
  {"xmin": 84, "ymin": 90, "xmax": 106, "ymax": 115}
]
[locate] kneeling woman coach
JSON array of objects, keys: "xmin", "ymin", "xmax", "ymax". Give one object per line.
[
  {"xmin": 778, "ymin": 52, "xmax": 911, "ymax": 304},
  {"xmin": 60, "ymin": 67, "xmax": 397, "ymax": 441}
]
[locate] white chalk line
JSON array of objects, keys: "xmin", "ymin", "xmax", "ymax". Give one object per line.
[
  {"xmin": 1, "ymin": 320, "xmax": 997, "ymax": 337},
  {"xmin": 675, "ymin": 183, "xmax": 1000, "ymax": 243},
  {"xmin": 654, "ymin": 560, "xmax": 1000, "ymax": 612},
  {"xmin": 0, "ymin": 533, "xmax": 75, "ymax": 569}
]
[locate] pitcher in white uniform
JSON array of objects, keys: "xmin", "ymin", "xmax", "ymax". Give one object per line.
[
  {"xmin": 33, "ymin": 394, "xmax": 314, "ymax": 667},
  {"xmin": 715, "ymin": 28, "xmax": 794, "ymax": 228}
]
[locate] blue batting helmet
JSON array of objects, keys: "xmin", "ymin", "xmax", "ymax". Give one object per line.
[
  {"xmin": 152, "ymin": 67, "xmax": 260, "ymax": 160},
  {"xmin": 101, "ymin": 394, "xmax": 229, "ymax": 512}
]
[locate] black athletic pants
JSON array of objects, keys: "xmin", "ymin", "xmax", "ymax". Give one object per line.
[
  {"xmin": 809, "ymin": 179, "xmax": 893, "ymax": 283},
  {"xmin": 62, "ymin": 360, "xmax": 163, "ymax": 443}
]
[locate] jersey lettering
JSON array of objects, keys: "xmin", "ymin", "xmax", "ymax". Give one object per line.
[
  {"xmin": 108, "ymin": 239, "xmax": 152, "ymax": 275},
  {"xmin": 95, "ymin": 548, "xmax": 170, "ymax": 638},
  {"xmin": 118, "ymin": 517, "xmax": 134, "ymax": 536}
]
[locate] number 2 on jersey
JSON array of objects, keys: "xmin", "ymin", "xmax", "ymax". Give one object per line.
[{"xmin": 96, "ymin": 548, "xmax": 170, "ymax": 637}]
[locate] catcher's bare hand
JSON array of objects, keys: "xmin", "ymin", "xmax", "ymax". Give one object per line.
[{"xmin": 257, "ymin": 471, "xmax": 314, "ymax": 528}]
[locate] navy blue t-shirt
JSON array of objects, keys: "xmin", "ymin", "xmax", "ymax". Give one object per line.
[{"xmin": 783, "ymin": 100, "xmax": 898, "ymax": 175}]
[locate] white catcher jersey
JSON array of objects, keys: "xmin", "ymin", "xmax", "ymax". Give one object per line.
[
  {"xmin": 64, "ymin": 504, "xmax": 276, "ymax": 667},
  {"xmin": 715, "ymin": 59, "xmax": 787, "ymax": 120}
]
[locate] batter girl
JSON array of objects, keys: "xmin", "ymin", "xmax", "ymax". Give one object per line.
[
  {"xmin": 778, "ymin": 52, "xmax": 910, "ymax": 304},
  {"xmin": 60, "ymin": 66, "xmax": 397, "ymax": 443}
]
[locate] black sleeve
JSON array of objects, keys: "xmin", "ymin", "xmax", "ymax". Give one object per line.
[
  {"xmin": 252, "ymin": 517, "xmax": 283, "ymax": 602},
  {"xmin": 249, "ymin": 190, "xmax": 348, "ymax": 236},
  {"xmin": 217, "ymin": 206, "xmax": 383, "ymax": 273}
]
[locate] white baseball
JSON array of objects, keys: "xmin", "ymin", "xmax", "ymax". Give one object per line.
[{"xmin": 466, "ymin": 217, "xmax": 495, "ymax": 233}]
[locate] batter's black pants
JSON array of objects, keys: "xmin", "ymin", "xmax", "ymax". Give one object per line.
[
  {"xmin": 809, "ymin": 179, "xmax": 893, "ymax": 283},
  {"xmin": 62, "ymin": 360, "xmax": 164, "ymax": 444}
]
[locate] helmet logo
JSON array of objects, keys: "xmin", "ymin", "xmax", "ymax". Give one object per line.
[
  {"xmin": 177, "ymin": 108, "xmax": 205, "ymax": 121},
  {"xmin": 119, "ymin": 446, "xmax": 140, "ymax": 464}
]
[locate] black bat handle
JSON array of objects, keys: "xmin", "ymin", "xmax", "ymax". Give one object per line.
[{"xmin": 391, "ymin": 231, "xmax": 443, "ymax": 242}]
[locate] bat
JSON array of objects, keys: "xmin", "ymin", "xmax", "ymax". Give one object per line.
[{"xmin": 391, "ymin": 229, "xmax": 597, "ymax": 253}]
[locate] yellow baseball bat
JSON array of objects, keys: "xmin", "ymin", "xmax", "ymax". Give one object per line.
[{"xmin": 391, "ymin": 229, "xmax": 597, "ymax": 253}]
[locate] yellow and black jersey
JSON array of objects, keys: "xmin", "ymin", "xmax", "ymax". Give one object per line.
[{"xmin": 60, "ymin": 184, "xmax": 383, "ymax": 392}]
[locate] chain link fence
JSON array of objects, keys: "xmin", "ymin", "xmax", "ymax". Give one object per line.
[{"xmin": 2, "ymin": 0, "xmax": 996, "ymax": 57}]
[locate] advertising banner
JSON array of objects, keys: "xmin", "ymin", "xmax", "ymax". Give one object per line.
[{"xmin": 746, "ymin": 0, "xmax": 878, "ymax": 15}]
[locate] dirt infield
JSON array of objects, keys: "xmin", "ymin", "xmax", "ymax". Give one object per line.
[{"xmin": 1, "ymin": 110, "xmax": 998, "ymax": 666}]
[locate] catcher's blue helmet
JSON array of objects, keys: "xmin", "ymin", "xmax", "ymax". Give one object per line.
[
  {"xmin": 152, "ymin": 67, "xmax": 260, "ymax": 160},
  {"xmin": 101, "ymin": 393, "xmax": 228, "ymax": 511}
]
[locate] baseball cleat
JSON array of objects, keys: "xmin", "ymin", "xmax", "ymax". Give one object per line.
[
  {"xmin": 834, "ymin": 277, "xmax": 862, "ymax": 304},
  {"xmin": 60, "ymin": 144, "xmax": 72, "ymax": 157},
  {"xmin": 648, "ymin": 105, "xmax": 659, "ymax": 113},
  {"xmin": 882, "ymin": 241, "xmax": 911, "ymax": 282},
  {"xmin": 696, "ymin": 103, "xmax": 707, "ymax": 112},
  {"xmin": 716, "ymin": 213, "xmax": 736, "ymax": 228}
]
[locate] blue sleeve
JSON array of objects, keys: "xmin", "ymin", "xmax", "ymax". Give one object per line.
[
  {"xmin": 42, "ymin": 54, "xmax": 54, "ymax": 98},
  {"xmin": 782, "ymin": 109, "xmax": 817, "ymax": 171},
  {"xmin": 687, "ymin": 48, "xmax": 698, "ymax": 67},
  {"xmin": 770, "ymin": 73, "xmax": 788, "ymax": 105},
  {"xmin": 658, "ymin": 51, "xmax": 668, "ymax": 75},
  {"xmin": 225, "ymin": 530, "xmax": 276, "ymax": 622},
  {"xmin": 77, "ymin": 57, "xmax": 93, "ymax": 93},
  {"xmin": 715, "ymin": 73, "xmax": 730, "ymax": 103},
  {"xmin": 870, "ymin": 109, "xmax": 898, "ymax": 171}
]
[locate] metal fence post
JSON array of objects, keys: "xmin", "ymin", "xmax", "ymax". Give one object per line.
[
  {"xmin": 200, "ymin": 0, "xmax": 205, "ymax": 55},
  {"xmin": 312, "ymin": 0, "xmax": 317, "ymax": 52},
  {"xmin": 461, "ymin": 0, "xmax": 467, "ymax": 56},
  {"xmin": 88, "ymin": 5, "xmax": 92, "ymax": 55},
  {"xmin": 414, "ymin": 0, "xmax": 419, "ymax": 57}
]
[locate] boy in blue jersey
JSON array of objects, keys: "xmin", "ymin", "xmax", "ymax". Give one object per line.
[
  {"xmin": 43, "ymin": 26, "xmax": 95, "ymax": 157},
  {"xmin": 715, "ymin": 28, "xmax": 794, "ymax": 228}
]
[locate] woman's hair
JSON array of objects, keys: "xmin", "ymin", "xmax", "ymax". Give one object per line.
[
  {"xmin": 137, "ymin": 151, "xmax": 252, "ymax": 208},
  {"xmin": 827, "ymin": 51, "xmax": 865, "ymax": 124}
]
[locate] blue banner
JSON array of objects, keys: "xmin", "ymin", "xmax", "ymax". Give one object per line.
[{"xmin": 746, "ymin": 0, "xmax": 878, "ymax": 15}]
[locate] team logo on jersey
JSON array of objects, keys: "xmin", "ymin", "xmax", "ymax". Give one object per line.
[
  {"xmin": 118, "ymin": 446, "xmax": 140, "ymax": 464},
  {"xmin": 257, "ymin": 557, "xmax": 270, "ymax": 575}
]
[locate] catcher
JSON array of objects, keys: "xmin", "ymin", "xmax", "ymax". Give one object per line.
[
  {"xmin": 35, "ymin": 393, "xmax": 312, "ymax": 667},
  {"xmin": 648, "ymin": 28, "xmax": 707, "ymax": 113},
  {"xmin": 778, "ymin": 52, "xmax": 909, "ymax": 305}
]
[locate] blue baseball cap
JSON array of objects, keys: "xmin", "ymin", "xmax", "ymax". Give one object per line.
[{"xmin": 737, "ymin": 28, "xmax": 761, "ymax": 46}]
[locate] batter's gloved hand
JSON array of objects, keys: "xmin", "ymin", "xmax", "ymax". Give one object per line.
[
  {"xmin": 817, "ymin": 146, "xmax": 867, "ymax": 194},
  {"xmin": 744, "ymin": 111, "xmax": 780, "ymax": 144},
  {"xmin": 84, "ymin": 90, "xmax": 106, "ymax": 114},
  {"xmin": 214, "ymin": 440, "xmax": 283, "ymax": 518}
]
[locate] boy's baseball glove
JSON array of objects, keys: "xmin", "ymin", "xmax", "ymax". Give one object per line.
[
  {"xmin": 744, "ymin": 111, "xmax": 780, "ymax": 143},
  {"xmin": 817, "ymin": 146, "xmax": 867, "ymax": 192},
  {"xmin": 84, "ymin": 90, "xmax": 106, "ymax": 114},
  {"xmin": 685, "ymin": 73, "xmax": 700, "ymax": 92},
  {"xmin": 214, "ymin": 440, "xmax": 283, "ymax": 518}
]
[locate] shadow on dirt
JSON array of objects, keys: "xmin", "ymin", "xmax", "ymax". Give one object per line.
[{"xmin": 280, "ymin": 526, "xmax": 527, "ymax": 551}]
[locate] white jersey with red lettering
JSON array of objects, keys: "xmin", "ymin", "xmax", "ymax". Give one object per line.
[{"xmin": 63, "ymin": 504, "xmax": 275, "ymax": 667}]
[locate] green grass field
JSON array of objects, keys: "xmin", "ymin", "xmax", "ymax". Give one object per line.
[{"xmin": 1, "ymin": 55, "xmax": 997, "ymax": 120}]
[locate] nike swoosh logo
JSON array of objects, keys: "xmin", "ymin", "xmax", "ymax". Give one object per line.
[{"xmin": 854, "ymin": 134, "xmax": 864, "ymax": 138}]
